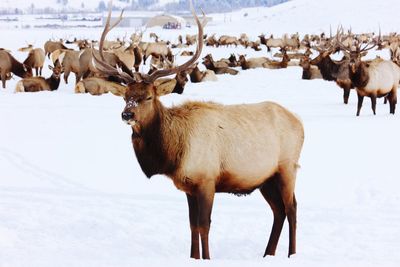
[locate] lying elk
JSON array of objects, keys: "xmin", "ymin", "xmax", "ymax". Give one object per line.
[
  {"xmin": 205, "ymin": 34, "xmax": 218, "ymax": 47},
  {"xmin": 15, "ymin": 64, "xmax": 63, "ymax": 93},
  {"xmin": 202, "ymin": 54, "xmax": 239, "ymax": 75},
  {"xmin": 75, "ymin": 77, "xmax": 126, "ymax": 96},
  {"xmin": 19, "ymin": 45, "xmax": 46, "ymax": 76},
  {"xmin": 339, "ymin": 40, "xmax": 399, "ymax": 115},
  {"xmin": 188, "ymin": 62, "xmax": 217, "ymax": 83},
  {"xmin": 218, "ymin": 35, "xmax": 239, "ymax": 47},
  {"xmin": 238, "ymin": 54, "xmax": 269, "ymax": 70},
  {"xmin": 93, "ymin": 1, "xmax": 304, "ymax": 259},
  {"xmin": 0, "ymin": 50, "xmax": 32, "ymax": 88},
  {"xmin": 299, "ymin": 55, "xmax": 322, "ymax": 80}
]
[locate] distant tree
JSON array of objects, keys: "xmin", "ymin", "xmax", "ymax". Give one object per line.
[{"xmin": 98, "ymin": 0, "xmax": 107, "ymax": 11}]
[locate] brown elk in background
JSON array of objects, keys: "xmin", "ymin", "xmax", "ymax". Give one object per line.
[
  {"xmin": 188, "ymin": 62, "xmax": 217, "ymax": 83},
  {"xmin": 44, "ymin": 40, "xmax": 68, "ymax": 58},
  {"xmin": 202, "ymin": 54, "xmax": 239, "ymax": 75},
  {"xmin": 75, "ymin": 77, "xmax": 126, "ymax": 96},
  {"xmin": 93, "ymin": 0, "xmax": 304, "ymax": 260},
  {"xmin": 0, "ymin": 50, "xmax": 32, "ymax": 88},
  {"xmin": 19, "ymin": 45, "xmax": 46, "ymax": 76}
]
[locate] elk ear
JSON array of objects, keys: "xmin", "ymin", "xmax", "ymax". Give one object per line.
[{"xmin": 154, "ymin": 78, "xmax": 176, "ymax": 96}]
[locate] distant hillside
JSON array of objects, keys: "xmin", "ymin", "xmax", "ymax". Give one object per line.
[{"xmin": 0, "ymin": 0, "xmax": 289, "ymax": 14}]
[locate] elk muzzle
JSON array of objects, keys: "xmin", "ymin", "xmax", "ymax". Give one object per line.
[{"xmin": 121, "ymin": 111, "xmax": 134, "ymax": 123}]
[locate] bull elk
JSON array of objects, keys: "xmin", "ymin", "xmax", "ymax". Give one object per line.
[
  {"xmin": 15, "ymin": 64, "xmax": 62, "ymax": 93},
  {"xmin": 339, "ymin": 39, "xmax": 399, "ymax": 115},
  {"xmin": 93, "ymin": 0, "xmax": 304, "ymax": 260},
  {"xmin": 0, "ymin": 50, "xmax": 32, "ymax": 88}
]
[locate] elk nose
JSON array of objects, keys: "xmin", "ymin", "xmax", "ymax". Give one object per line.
[{"xmin": 121, "ymin": 111, "xmax": 133, "ymax": 121}]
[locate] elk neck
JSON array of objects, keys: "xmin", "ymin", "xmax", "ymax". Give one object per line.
[
  {"xmin": 10, "ymin": 54, "xmax": 29, "ymax": 78},
  {"xmin": 46, "ymin": 74, "xmax": 61, "ymax": 91},
  {"xmin": 349, "ymin": 62, "xmax": 369, "ymax": 88},
  {"xmin": 132, "ymin": 100, "xmax": 186, "ymax": 178}
]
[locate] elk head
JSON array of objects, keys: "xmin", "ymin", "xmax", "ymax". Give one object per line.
[
  {"xmin": 93, "ymin": 0, "xmax": 203, "ymax": 134},
  {"xmin": 337, "ymin": 30, "xmax": 378, "ymax": 74}
]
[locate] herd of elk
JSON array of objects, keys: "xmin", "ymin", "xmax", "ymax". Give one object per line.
[{"xmin": 92, "ymin": 1, "xmax": 304, "ymax": 260}]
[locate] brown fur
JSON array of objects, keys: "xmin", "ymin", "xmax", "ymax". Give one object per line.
[
  {"xmin": 0, "ymin": 50, "xmax": 32, "ymax": 88},
  {"xmin": 23, "ymin": 48, "xmax": 46, "ymax": 76},
  {"xmin": 15, "ymin": 64, "xmax": 62, "ymax": 92},
  {"xmin": 121, "ymin": 82, "xmax": 304, "ymax": 259},
  {"xmin": 75, "ymin": 77, "xmax": 126, "ymax": 96}
]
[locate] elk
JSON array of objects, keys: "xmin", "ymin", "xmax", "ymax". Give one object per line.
[
  {"xmin": 339, "ymin": 40, "xmax": 399, "ymax": 115},
  {"xmin": 205, "ymin": 34, "xmax": 218, "ymax": 47},
  {"xmin": 202, "ymin": 54, "xmax": 239, "ymax": 75},
  {"xmin": 218, "ymin": 35, "xmax": 239, "ymax": 47},
  {"xmin": 20, "ymin": 46, "xmax": 46, "ymax": 76},
  {"xmin": 188, "ymin": 62, "xmax": 217, "ymax": 83},
  {"xmin": 0, "ymin": 50, "xmax": 33, "ymax": 88},
  {"xmin": 238, "ymin": 54, "xmax": 269, "ymax": 70},
  {"xmin": 15, "ymin": 64, "xmax": 63, "ymax": 93},
  {"xmin": 141, "ymin": 41, "xmax": 173, "ymax": 65},
  {"xmin": 310, "ymin": 42, "xmax": 354, "ymax": 104},
  {"xmin": 93, "ymin": 1, "xmax": 304, "ymax": 260},
  {"xmin": 44, "ymin": 40, "xmax": 68, "ymax": 58},
  {"xmin": 299, "ymin": 55, "xmax": 322, "ymax": 80},
  {"xmin": 78, "ymin": 48, "xmax": 133, "ymax": 81},
  {"xmin": 186, "ymin": 34, "xmax": 197, "ymax": 46},
  {"xmin": 263, "ymin": 51, "xmax": 291, "ymax": 69},
  {"xmin": 75, "ymin": 77, "xmax": 126, "ymax": 96},
  {"xmin": 52, "ymin": 49, "xmax": 81, "ymax": 84}
]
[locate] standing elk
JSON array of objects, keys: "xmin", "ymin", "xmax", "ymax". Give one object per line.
[
  {"xmin": 339, "ymin": 40, "xmax": 399, "ymax": 115},
  {"xmin": 44, "ymin": 40, "xmax": 68, "ymax": 58},
  {"xmin": 52, "ymin": 49, "xmax": 81, "ymax": 84},
  {"xmin": 19, "ymin": 45, "xmax": 46, "ymax": 76},
  {"xmin": 93, "ymin": 1, "xmax": 304, "ymax": 260},
  {"xmin": 15, "ymin": 64, "xmax": 63, "ymax": 93},
  {"xmin": 310, "ymin": 43, "xmax": 354, "ymax": 104},
  {"xmin": 0, "ymin": 50, "xmax": 33, "ymax": 88}
]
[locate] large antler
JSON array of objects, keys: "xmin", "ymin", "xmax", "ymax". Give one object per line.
[
  {"xmin": 143, "ymin": 0, "xmax": 203, "ymax": 83},
  {"xmin": 92, "ymin": 1, "xmax": 135, "ymax": 84}
]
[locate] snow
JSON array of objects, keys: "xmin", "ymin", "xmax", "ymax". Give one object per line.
[{"xmin": 1, "ymin": 0, "xmax": 400, "ymax": 266}]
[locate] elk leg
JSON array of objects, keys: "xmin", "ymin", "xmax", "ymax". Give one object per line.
[
  {"xmin": 388, "ymin": 90, "xmax": 397, "ymax": 114},
  {"xmin": 75, "ymin": 73, "xmax": 80, "ymax": 84},
  {"xmin": 260, "ymin": 174, "xmax": 286, "ymax": 257},
  {"xmin": 384, "ymin": 96, "xmax": 388, "ymax": 104},
  {"xmin": 356, "ymin": 93, "xmax": 364, "ymax": 116},
  {"xmin": 64, "ymin": 69, "xmax": 70, "ymax": 84},
  {"xmin": 343, "ymin": 87, "xmax": 350, "ymax": 104},
  {"xmin": 370, "ymin": 94, "xmax": 377, "ymax": 115},
  {"xmin": 186, "ymin": 193, "xmax": 200, "ymax": 259},
  {"xmin": 197, "ymin": 185, "xmax": 215, "ymax": 259},
  {"xmin": 1, "ymin": 73, "xmax": 6, "ymax": 89},
  {"xmin": 39, "ymin": 67, "xmax": 43, "ymax": 76},
  {"xmin": 278, "ymin": 165, "xmax": 297, "ymax": 257},
  {"xmin": 35, "ymin": 67, "xmax": 39, "ymax": 76}
]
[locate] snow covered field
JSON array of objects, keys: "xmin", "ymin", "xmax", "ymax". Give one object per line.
[{"xmin": 1, "ymin": 0, "xmax": 400, "ymax": 266}]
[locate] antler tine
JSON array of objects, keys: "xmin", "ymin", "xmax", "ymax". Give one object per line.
[
  {"xmin": 99, "ymin": 1, "xmax": 124, "ymax": 60},
  {"xmin": 92, "ymin": 0, "xmax": 135, "ymax": 84},
  {"xmin": 144, "ymin": 0, "xmax": 203, "ymax": 83}
]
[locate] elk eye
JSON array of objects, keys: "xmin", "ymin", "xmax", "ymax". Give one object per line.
[{"xmin": 146, "ymin": 96, "xmax": 153, "ymax": 101}]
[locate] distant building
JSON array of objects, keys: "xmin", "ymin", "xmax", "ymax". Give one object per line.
[
  {"xmin": 146, "ymin": 14, "xmax": 185, "ymax": 29},
  {"xmin": 102, "ymin": 11, "xmax": 212, "ymax": 29}
]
